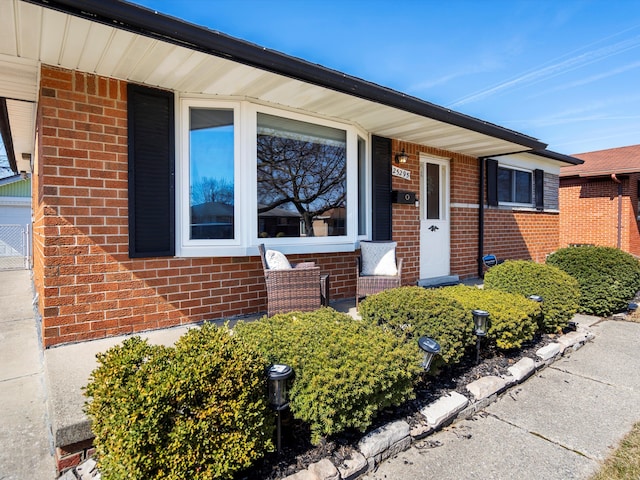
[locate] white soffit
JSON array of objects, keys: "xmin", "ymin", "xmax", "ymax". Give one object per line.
[
  {"xmin": 6, "ymin": 99, "xmax": 36, "ymax": 171},
  {"xmin": 1, "ymin": 0, "xmax": 537, "ymax": 158}
]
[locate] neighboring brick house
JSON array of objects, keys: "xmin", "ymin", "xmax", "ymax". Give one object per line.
[
  {"xmin": 560, "ymin": 144, "xmax": 640, "ymax": 255},
  {"xmin": 0, "ymin": 0, "xmax": 581, "ymax": 349}
]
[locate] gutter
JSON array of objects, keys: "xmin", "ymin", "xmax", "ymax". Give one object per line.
[
  {"xmin": 611, "ymin": 173, "xmax": 623, "ymax": 249},
  {"xmin": 23, "ymin": 0, "xmax": 548, "ymax": 151}
]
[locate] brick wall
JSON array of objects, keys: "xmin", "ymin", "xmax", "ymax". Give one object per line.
[
  {"xmin": 34, "ymin": 64, "xmax": 566, "ymax": 346},
  {"xmin": 485, "ymin": 209, "xmax": 559, "ymax": 263},
  {"xmin": 559, "ymin": 175, "xmax": 640, "ymax": 256},
  {"xmin": 627, "ymin": 174, "xmax": 640, "ymax": 256},
  {"xmin": 34, "ymin": 65, "xmax": 356, "ymax": 347}
]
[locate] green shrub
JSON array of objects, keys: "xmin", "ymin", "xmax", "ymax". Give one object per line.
[
  {"xmin": 547, "ymin": 246, "xmax": 640, "ymax": 316},
  {"xmin": 84, "ymin": 324, "xmax": 274, "ymax": 480},
  {"xmin": 234, "ymin": 308, "xmax": 421, "ymax": 445},
  {"xmin": 484, "ymin": 260, "xmax": 580, "ymax": 333},
  {"xmin": 436, "ymin": 285, "xmax": 539, "ymax": 350},
  {"xmin": 358, "ymin": 286, "xmax": 474, "ymax": 366}
]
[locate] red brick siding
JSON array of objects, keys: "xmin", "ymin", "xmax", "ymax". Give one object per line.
[
  {"xmin": 485, "ymin": 209, "xmax": 559, "ymax": 264},
  {"xmin": 33, "ymin": 65, "xmax": 356, "ymax": 347},
  {"xmin": 34, "ymin": 65, "xmax": 564, "ymax": 346},
  {"xmin": 559, "ymin": 175, "xmax": 640, "ymax": 256},
  {"xmin": 450, "ymin": 206, "xmax": 480, "ymax": 278},
  {"xmin": 627, "ymin": 174, "xmax": 640, "ymax": 256}
]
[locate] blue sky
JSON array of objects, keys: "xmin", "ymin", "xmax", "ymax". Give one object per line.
[{"xmin": 134, "ymin": 0, "xmax": 640, "ymax": 156}]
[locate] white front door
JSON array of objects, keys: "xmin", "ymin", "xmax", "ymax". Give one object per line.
[{"xmin": 420, "ymin": 156, "xmax": 450, "ymax": 278}]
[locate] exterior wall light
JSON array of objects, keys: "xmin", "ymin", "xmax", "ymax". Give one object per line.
[
  {"xmin": 268, "ymin": 364, "xmax": 293, "ymax": 453},
  {"xmin": 395, "ymin": 149, "xmax": 409, "ymax": 164},
  {"xmin": 472, "ymin": 309, "xmax": 489, "ymax": 364},
  {"xmin": 418, "ymin": 336, "xmax": 441, "ymax": 371}
]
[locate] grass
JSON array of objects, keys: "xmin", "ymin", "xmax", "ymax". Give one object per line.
[{"xmin": 590, "ymin": 422, "xmax": 640, "ymax": 480}]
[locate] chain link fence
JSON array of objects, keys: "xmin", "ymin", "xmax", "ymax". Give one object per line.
[{"xmin": 0, "ymin": 224, "xmax": 30, "ymax": 270}]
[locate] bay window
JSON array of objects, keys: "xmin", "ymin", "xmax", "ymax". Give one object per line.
[{"xmin": 179, "ymin": 99, "xmax": 367, "ymax": 256}]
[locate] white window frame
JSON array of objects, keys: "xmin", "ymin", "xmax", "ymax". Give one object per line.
[
  {"xmin": 357, "ymin": 133, "xmax": 372, "ymax": 239},
  {"xmin": 497, "ymin": 164, "xmax": 534, "ymax": 207},
  {"xmin": 176, "ymin": 97, "xmax": 368, "ymax": 257}
]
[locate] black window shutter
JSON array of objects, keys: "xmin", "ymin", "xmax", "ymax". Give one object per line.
[
  {"xmin": 371, "ymin": 135, "xmax": 392, "ymax": 241},
  {"xmin": 128, "ymin": 84, "xmax": 175, "ymax": 258},
  {"xmin": 534, "ymin": 169, "xmax": 544, "ymax": 209},
  {"xmin": 486, "ymin": 158, "xmax": 498, "ymax": 207}
]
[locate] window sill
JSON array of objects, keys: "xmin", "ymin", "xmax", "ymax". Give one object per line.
[
  {"xmin": 176, "ymin": 240, "xmax": 359, "ymax": 258},
  {"xmin": 489, "ymin": 204, "xmax": 559, "ymax": 214}
]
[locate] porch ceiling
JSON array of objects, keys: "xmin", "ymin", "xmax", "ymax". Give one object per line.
[{"xmin": 0, "ymin": 0, "xmax": 547, "ymax": 164}]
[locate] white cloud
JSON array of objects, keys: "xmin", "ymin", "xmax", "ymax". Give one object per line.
[
  {"xmin": 530, "ymin": 60, "xmax": 640, "ymax": 97},
  {"xmin": 447, "ymin": 30, "xmax": 640, "ymax": 108}
]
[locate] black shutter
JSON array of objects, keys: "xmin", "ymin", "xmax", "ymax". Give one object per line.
[
  {"xmin": 371, "ymin": 135, "xmax": 392, "ymax": 241},
  {"xmin": 486, "ymin": 158, "xmax": 498, "ymax": 207},
  {"xmin": 128, "ymin": 84, "xmax": 175, "ymax": 258},
  {"xmin": 534, "ymin": 169, "xmax": 544, "ymax": 209}
]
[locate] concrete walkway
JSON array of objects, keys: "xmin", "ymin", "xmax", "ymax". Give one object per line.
[
  {"xmin": 0, "ymin": 269, "xmax": 56, "ymax": 480},
  {"xmin": 364, "ymin": 318, "xmax": 640, "ymax": 480}
]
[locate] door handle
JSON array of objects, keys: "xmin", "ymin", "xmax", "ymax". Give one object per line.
[{"xmin": 428, "ymin": 225, "xmax": 439, "ymax": 232}]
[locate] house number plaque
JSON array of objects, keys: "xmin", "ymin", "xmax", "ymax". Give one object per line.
[{"xmin": 392, "ymin": 165, "xmax": 410, "ymax": 180}]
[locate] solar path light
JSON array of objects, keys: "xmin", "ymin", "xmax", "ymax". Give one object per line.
[
  {"xmin": 268, "ymin": 364, "xmax": 293, "ymax": 453},
  {"xmin": 418, "ymin": 336, "xmax": 441, "ymax": 372},
  {"xmin": 472, "ymin": 309, "xmax": 489, "ymax": 364}
]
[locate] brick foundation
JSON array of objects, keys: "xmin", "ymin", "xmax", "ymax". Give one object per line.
[{"xmin": 56, "ymin": 438, "xmax": 95, "ymax": 475}]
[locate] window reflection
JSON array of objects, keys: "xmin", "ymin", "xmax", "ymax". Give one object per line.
[
  {"xmin": 257, "ymin": 113, "xmax": 347, "ymax": 238},
  {"xmin": 189, "ymin": 108, "xmax": 234, "ymax": 239}
]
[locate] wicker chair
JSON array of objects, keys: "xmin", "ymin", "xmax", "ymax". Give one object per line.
[
  {"xmin": 258, "ymin": 244, "xmax": 323, "ymax": 316},
  {"xmin": 356, "ymin": 241, "xmax": 403, "ymax": 308}
]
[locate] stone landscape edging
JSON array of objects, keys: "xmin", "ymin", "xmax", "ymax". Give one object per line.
[{"xmin": 280, "ymin": 324, "xmax": 595, "ymax": 480}]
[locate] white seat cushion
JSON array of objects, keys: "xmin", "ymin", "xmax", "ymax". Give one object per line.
[
  {"xmin": 265, "ymin": 249, "xmax": 292, "ymax": 270},
  {"xmin": 360, "ymin": 241, "xmax": 398, "ymax": 276}
]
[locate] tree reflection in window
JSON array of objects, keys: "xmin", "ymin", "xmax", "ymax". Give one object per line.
[
  {"xmin": 189, "ymin": 108, "xmax": 234, "ymax": 240},
  {"xmin": 257, "ymin": 113, "xmax": 347, "ymax": 238}
]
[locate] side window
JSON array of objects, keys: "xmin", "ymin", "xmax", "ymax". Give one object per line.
[
  {"xmin": 189, "ymin": 108, "xmax": 235, "ymax": 240},
  {"xmin": 498, "ymin": 166, "xmax": 532, "ymax": 204}
]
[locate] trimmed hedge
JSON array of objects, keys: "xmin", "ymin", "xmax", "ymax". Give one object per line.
[
  {"xmin": 547, "ymin": 246, "xmax": 640, "ymax": 316},
  {"xmin": 436, "ymin": 285, "xmax": 539, "ymax": 350},
  {"xmin": 484, "ymin": 260, "xmax": 580, "ymax": 333},
  {"xmin": 234, "ymin": 308, "xmax": 421, "ymax": 445},
  {"xmin": 84, "ymin": 324, "xmax": 274, "ymax": 480},
  {"xmin": 358, "ymin": 286, "xmax": 474, "ymax": 366}
]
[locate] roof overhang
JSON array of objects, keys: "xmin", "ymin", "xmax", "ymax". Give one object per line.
[
  {"xmin": 560, "ymin": 170, "xmax": 636, "ymax": 179},
  {"xmin": 526, "ymin": 149, "xmax": 583, "ymax": 165},
  {"xmin": 1, "ymin": 0, "xmax": 564, "ymax": 165}
]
